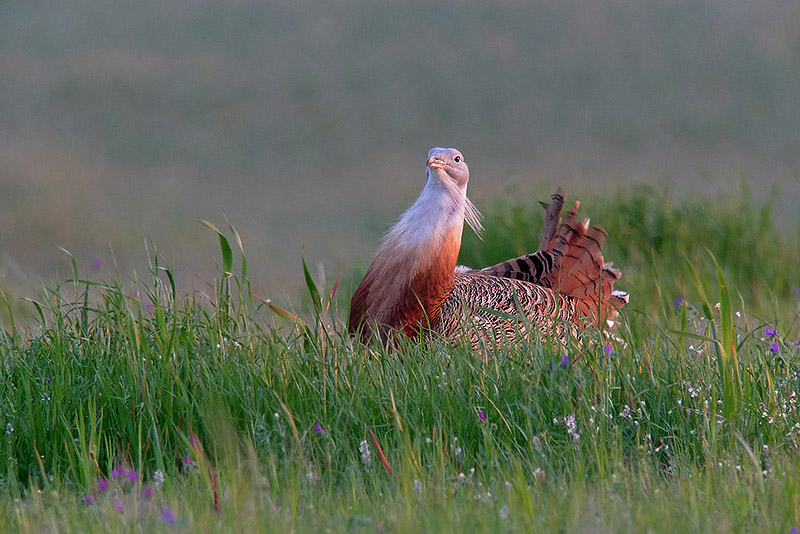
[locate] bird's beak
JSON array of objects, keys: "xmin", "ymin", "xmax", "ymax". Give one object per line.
[{"xmin": 426, "ymin": 156, "xmax": 445, "ymax": 169}]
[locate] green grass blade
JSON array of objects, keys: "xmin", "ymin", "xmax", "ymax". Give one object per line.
[
  {"xmin": 685, "ymin": 257, "xmax": 713, "ymax": 320},
  {"xmin": 302, "ymin": 257, "xmax": 322, "ymax": 317},
  {"xmin": 199, "ymin": 220, "xmax": 234, "ymax": 275},
  {"xmin": 226, "ymin": 218, "xmax": 248, "ymax": 282}
]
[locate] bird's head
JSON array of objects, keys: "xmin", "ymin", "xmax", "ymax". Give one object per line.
[{"xmin": 425, "ymin": 147, "xmax": 469, "ymax": 190}]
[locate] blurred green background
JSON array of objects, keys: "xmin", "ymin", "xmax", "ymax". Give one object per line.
[{"xmin": 1, "ymin": 0, "xmax": 799, "ymax": 301}]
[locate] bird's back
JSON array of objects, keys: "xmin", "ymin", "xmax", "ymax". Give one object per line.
[
  {"xmin": 436, "ymin": 271, "xmax": 581, "ymax": 349},
  {"xmin": 435, "ymin": 188, "xmax": 628, "ymax": 350}
]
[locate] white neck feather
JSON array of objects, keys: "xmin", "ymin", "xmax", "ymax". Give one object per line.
[
  {"xmin": 350, "ymin": 172, "xmax": 482, "ymax": 332},
  {"xmin": 387, "ymin": 181, "xmax": 462, "ymax": 249},
  {"xmin": 381, "ymin": 178, "xmax": 482, "ymax": 254}
]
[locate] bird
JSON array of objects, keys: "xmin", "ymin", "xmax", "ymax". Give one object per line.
[{"xmin": 347, "ymin": 147, "xmax": 628, "ymax": 350}]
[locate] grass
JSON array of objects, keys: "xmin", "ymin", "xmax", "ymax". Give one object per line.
[{"xmin": 0, "ymin": 188, "xmax": 799, "ymax": 532}]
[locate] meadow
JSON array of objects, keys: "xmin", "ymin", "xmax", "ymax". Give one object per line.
[{"xmin": 0, "ymin": 186, "xmax": 799, "ymax": 533}]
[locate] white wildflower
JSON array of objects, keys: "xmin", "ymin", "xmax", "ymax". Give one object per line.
[
  {"xmin": 564, "ymin": 414, "xmax": 580, "ymax": 442},
  {"xmin": 153, "ymin": 470, "xmax": 165, "ymax": 487},
  {"xmin": 359, "ymin": 440, "xmax": 371, "ymax": 465}
]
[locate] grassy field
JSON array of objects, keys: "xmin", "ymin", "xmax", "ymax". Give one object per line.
[{"xmin": 0, "ymin": 188, "xmax": 799, "ymax": 532}]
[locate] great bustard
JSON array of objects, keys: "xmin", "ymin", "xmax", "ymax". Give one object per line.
[{"xmin": 348, "ymin": 147, "xmax": 628, "ymax": 349}]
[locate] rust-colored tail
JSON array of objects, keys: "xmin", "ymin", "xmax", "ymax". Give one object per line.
[{"xmin": 479, "ymin": 188, "xmax": 628, "ymax": 328}]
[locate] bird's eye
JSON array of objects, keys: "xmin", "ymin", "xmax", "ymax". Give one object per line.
[{"xmin": 454, "ymin": 155, "xmax": 462, "ymax": 163}]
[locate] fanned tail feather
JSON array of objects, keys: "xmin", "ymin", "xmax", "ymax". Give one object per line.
[
  {"xmin": 540, "ymin": 195, "xmax": 628, "ymax": 327},
  {"xmin": 477, "ymin": 188, "xmax": 567, "ymax": 285},
  {"xmin": 477, "ymin": 188, "xmax": 628, "ymax": 330},
  {"xmin": 538, "ymin": 187, "xmax": 565, "ymax": 250}
]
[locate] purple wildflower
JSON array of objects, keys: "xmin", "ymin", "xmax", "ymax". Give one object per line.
[
  {"xmin": 770, "ymin": 342, "xmax": 780, "ymax": 354},
  {"xmin": 84, "ymin": 494, "xmax": 95, "ymax": 505},
  {"xmin": 560, "ymin": 354, "xmax": 569, "ymax": 366},
  {"xmin": 673, "ymin": 296, "xmax": 684, "ymax": 308},
  {"xmin": 98, "ymin": 479, "xmax": 109, "ymax": 492},
  {"xmin": 792, "ymin": 287, "xmax": 799, "ymax": 297},
  {"xmin": 764, "ymin": 326, "xmax": 778, "ymax": 337},
  {"xmin": 548, "ymin": 362, "xmax": 553, "ymax": 371},
  {"xmin": 90, "ymin": 258, "xmax": 102, "ymax": 271},
  {"xmin": 162, "ymin": 508, "xmax": 176, "ymax": 524},
  {"xmin": 183, "ymin": 455, "xmax": 193, "ymax": 466},
  {"xmin": 127, "ymin": 470, "xmax": 138, "ymax": 482},
  {"xmin": 604, "ymin": 344, "xmax": 613, "ymax": 355},
  {"xmin": 478, "ymin": 410, "xmax": 487, "ymax": 422},
  {"xmin": 111, "ymin": 465, "xmax": 126, "ymax": 478},
  {"xmin": 144, "ymin": 486, "xmax": 153, "ymax": 498},
  {"xmin": 790, "ymin": 527, "xmax": 798, "ymax": 534},
  {"xmin": 114, "ymin": 499, "xmax": 124, "ymax": 512},
  {"xmin": 314, "ymin": 424, "xmax": 324, "ymax": 434}
]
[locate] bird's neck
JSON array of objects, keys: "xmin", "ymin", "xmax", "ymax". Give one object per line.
[{"xmin": 353, "ymin": 180, "xmax": 466, "ymax": 338}]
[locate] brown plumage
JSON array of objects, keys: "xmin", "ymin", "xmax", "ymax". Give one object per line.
[{"xmin": 348, "ymin": 147, "xmax": 628, "ymax": 350}]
